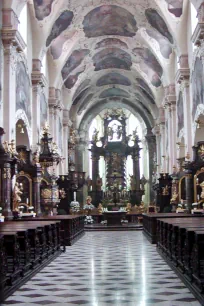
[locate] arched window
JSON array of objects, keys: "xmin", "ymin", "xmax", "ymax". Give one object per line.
[
  {"xmin": 191, "ymin": 3, "xmax": 198, "ymax": 35},
  {"xmin": 18, "ymin": 5, "xmax": 27, "ymax": 53},
  {"xmin": 41, "ymin": 53, "xmax": 47, "ymax": 76}
]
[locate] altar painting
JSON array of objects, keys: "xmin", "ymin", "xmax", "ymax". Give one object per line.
[{"xmin": 16, "ymin": 62, "xmax": 31, "ymax": 123}]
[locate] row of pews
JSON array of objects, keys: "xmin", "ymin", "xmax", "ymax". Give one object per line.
[
  {"xmin": 157, "ymin": 217, "xmax": 204, "ymax": 305},
  {"xmin": 0, "ymin": 215, "xmax": 85, "ymax": 302}
]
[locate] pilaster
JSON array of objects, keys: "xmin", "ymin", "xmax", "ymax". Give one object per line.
[
  {"xmin": 176, "ymin": 55, "xmax": 192, "ymax": 158},
  {"xmin": 1, "ymin": 8, "xmax": 26, "ymax": 141}
]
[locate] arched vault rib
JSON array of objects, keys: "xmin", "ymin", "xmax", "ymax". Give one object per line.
[{"xmin": 78, "ymin": 98, "xmax": 154, "ymax": 134}]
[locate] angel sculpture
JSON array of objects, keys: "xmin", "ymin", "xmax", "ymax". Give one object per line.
[{"xmin": 92, "ymin": 128, "xmax": 99, "ymax": 143}]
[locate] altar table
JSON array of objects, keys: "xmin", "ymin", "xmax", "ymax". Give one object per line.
[{"xmin": 103, "ymin": 211, "xmax": 126, "ymax": 226}]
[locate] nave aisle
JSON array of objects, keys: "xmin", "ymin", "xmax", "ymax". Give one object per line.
[{"xmin": 2, "ymin": 232, "xmax": 201, "ymax": 306}]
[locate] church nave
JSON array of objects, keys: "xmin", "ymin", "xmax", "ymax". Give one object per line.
[{"xmin": 2, "ymin": 232, "xmax": 201, "ymax": 306}]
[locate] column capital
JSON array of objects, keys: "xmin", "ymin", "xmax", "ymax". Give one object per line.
[
  {"xmin": 31, "ymin": 59, "xmax": 47, "ymax": 87},
  {"xmin": 175, "ymin": 55, "xmax": 190, "ymax": 85}
]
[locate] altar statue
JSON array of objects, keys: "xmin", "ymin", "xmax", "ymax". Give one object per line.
[
  {"xmin": 126, "ymin": 202, "xmax": 132, "ymax": 214},
  {"xmin": 98, "ymin": 203, "xmax": 103, "ymax": 214},
  {"xmin": 92, "ymin": 128, "xmax": 99, "ymax": 143},
  {"xmin": 96, "ymin": 176, "xmax": 103, "ymax": 191},
  {"xmin": 13, "ymin": 182, "xmax": 23, "ymax": 210}
]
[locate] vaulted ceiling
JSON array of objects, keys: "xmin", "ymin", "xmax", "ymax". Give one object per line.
[{"xmin": 15, "ymin": 0, "xmax": 192, "ymax": 130}]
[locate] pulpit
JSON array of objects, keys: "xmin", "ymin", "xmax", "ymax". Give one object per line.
[{"xmin": 103, "ymin": 211, "xmax": 126, "ymax": 226}]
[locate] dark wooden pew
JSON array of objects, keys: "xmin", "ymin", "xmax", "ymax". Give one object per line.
[
  {"xmin": 0, "ymin": 220, "xmax": 62, "ymax": 303},
  {"xmin": 156, "ymin": 217, "xmax": 204, "ymax": 304},
  {"xmin": 142, "ymin": 213, "xmax": 204, "ymax": 244},
  {"xmin": 18, "ymin": 215, "xmax": 85, "ymax": 246}
]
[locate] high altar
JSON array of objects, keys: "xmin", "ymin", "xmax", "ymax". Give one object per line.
[{"xmin": 88, "ymin": 109, "xmax": 145, "ymax": 207}]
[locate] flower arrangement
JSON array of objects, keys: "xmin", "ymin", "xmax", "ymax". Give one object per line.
[{"xmin": 84, "ymin": 215, "xmax": 94, "ymax": 224}]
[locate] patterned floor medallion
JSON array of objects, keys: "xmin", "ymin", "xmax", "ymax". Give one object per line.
[{"xmin": 2, "ymin": 232, "xmax": 201, "ymax": 306}]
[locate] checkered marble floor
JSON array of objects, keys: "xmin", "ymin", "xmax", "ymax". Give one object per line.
[{"xmin": 2, "ymin": 231, "xmax": 201, "ymax": 306}]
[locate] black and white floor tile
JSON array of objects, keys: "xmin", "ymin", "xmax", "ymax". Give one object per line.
[{"xmin": 2, "ymin": 232, "xmax": 201, "ymax": 306}]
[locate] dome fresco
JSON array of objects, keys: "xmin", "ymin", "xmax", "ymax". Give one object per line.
[{"xmin": 83, "ymin": 5, "xmax": 137, "ymax": 38}]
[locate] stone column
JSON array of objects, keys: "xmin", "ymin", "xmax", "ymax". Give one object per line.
[
  {"xmin": 176, "ymin": 55, "xmax": 192, "ymax": 157},
  {"xmin": 48, "ymin": 87, "xmax": 57, "ymax": 137},
  {"xmin": 33, "ymin": 166, "xmax": 42, "ymax": 216},
  {"xmin": 146, "ymin": 131, "xmax": 156, "ymax": 201},
  {"xmin": 152, "ymin": 125, "xmax": 161, "ymax": 173},
  {"xmin": 62, "ymin": 110, "xmax": 69, "ymax": 173},
  {"xmin": 31, "ymin": 59, "xmax": 46, "ymax": 148},
  {"xmin": 1, "ymin": 8, "xmax": 26, "ymax": 141},
  {"xmin": 2, "ymin": 163, "xmax": 12, "ymax": 219}
]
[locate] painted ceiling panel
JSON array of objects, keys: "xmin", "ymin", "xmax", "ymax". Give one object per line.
[
  {"xmin": 133, "ymin": 48, "xmax": 163, "ymax": 87},
  {"xmin": 93, "ymin": 48, "xmax": 132, "ymax": 71},
  {"xmin": 165, "ymin": 0, "xmax": 183, "ymax": 17},
  {"xmin": 46, "ymin": 10, "xmax": 74, "ymax": 47},
  {"xmin": 99, "ymin": 88, "xmax": 130, "ymax": 99},
  {"xmin": 96, "ymin": 73, "xmax": 131, "ymax": 86},
  {"xmin": 95, "ymin": 38, "xmax": 128, "ymax": 50},
  {"xmin": 64, "ymin": 67, "xmax": 85, "ymax": 89},
  {"xmin": 61, "ymin": 49, "xmax": 90, "ymax": 80},
  {"xmin": 145, "ymin": 8, "xmax": 174, "ymax": 44},
  {"xmin": 83, "ymin": 5, "xmax": 137, "ymax": 38},
  {"xmin": 146, "ymin": 29, "xmax": 172, "ymax": 59},
  {"xmin": 50, "ymin": 30, "xmax": 77, "ymax": 60},
  {"xmin": 33, "ymin": 0, "xmax": 54, "ymax": 21}
]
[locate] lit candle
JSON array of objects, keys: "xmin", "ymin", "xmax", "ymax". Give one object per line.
[
  {"xmin": 74, "ymin": 192, "xmax": 76, "ymax": 202},
  {"xmin": 26, "ymin": 198, "xmax": 29, "ymax": 204}
]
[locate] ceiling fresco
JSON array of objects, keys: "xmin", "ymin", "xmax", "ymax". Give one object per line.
[
  {"xmin": 83, "ymin": 5, "xmax": 137, "ymax": 38},
  {"xmin": 146, "ymin": 29, "xmax": 172, "ymax": 59},
  {"xmin": 95, "ymin": 38, "xmax": 128, "ymax": 50},
  {"xmin": 33, "ymin": 0, "xmax": 54, "ymax": 21},
  {"xmin": 73, "ymin": 87, "xmax": 90, "ymax": 105},
  {"xmin": 133, "ymin": 48, "xmax": 163, "ymax": 87},
  {"xmin": 165, "ymin": 0, "xmax": 183, "ymax": 17},
  {"xmin": 93, "ymin": 48, "xmax": 132, "ymax": 71},
  {"xmin": 99, "ymin": 88, "xmax": 130, "ymax": 99},
  {"xmin": 46, "ymin": 10, "xmax": 74, "ymax": 47},
  {"xmin": 61, "ymin": 49, "xmax": 90, "ymax": 80},
  {"xmin": 96, "ymin": 73, "xmax": 131, "ymax": 87},
  {"xmin": 64, "ymin": 67, "xmax": 85, "ymax": 89},
  {"xmin": 145, "ymin": 9, "xmax": 174, "ymax": 44}
]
